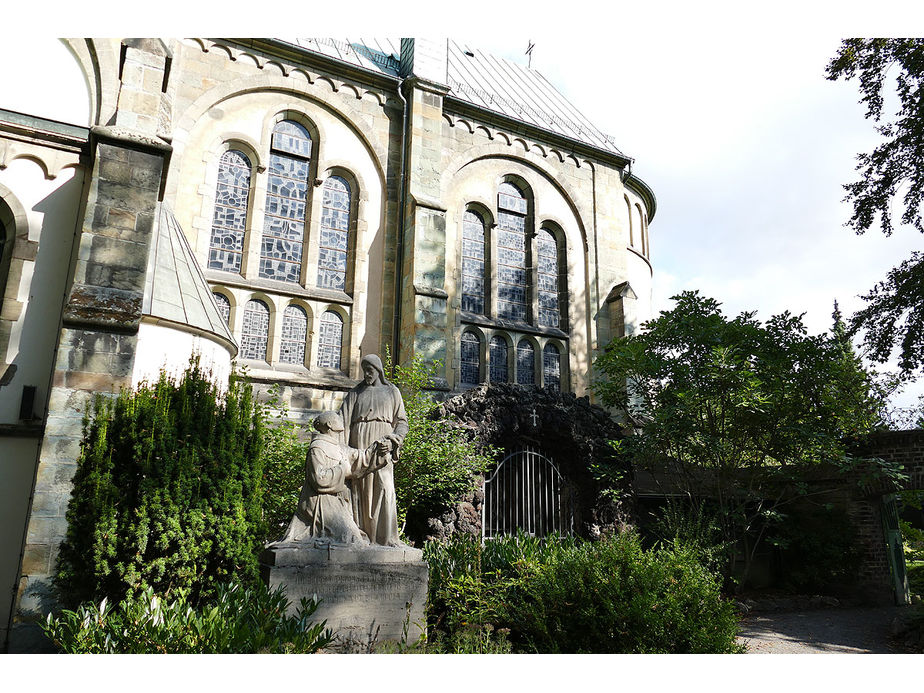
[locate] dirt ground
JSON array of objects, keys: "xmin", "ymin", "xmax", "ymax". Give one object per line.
[{"xmin": 737, "ymin": 606, "xmax": 909, "ymax": 653}]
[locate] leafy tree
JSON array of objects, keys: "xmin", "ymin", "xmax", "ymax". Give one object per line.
[
  {"xmin": 826, "ymin": 39, "xmax": 924, "ymax": 375},
  {"xmin": 594, "ymin": 291, "xmax": 889, "ymax": 586},
  {"xmin": 258, "ymin": 385, "xmax": 309, "ymax": 542},
  {"xmin": 387, "ymin": 353, "xmax": 495, "ymax": 537}
]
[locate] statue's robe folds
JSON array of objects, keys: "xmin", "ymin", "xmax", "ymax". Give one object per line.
[
  {"xmin": 279, "ymin": 436, "xmax": 380, "ymax": 545},
  {"xmin": 339, "ymin": 382, "xmax": 409, "ymax": 545}
]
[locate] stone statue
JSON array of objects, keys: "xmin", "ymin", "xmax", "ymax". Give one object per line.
[
  {"xmin": 277, "ymin": 411, "xmax": 386, "ymax": 545},
  {"xmin": 339, "ymin": 354, "xmax": 409, "ymax": 547}
]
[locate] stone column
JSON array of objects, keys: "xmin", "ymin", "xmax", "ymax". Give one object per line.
[
  {"xmin": 397, "ymin": 40, "xmax": 451, "ymax": 388},
  {"xmin": 7, "ymin": 39, "xmax": 172, "ymax": 652}
]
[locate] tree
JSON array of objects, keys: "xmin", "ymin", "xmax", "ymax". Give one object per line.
[
  {"xmin": 386, "ymin": 354, "xmax": 495, "ymax": 538},
  {"xmin": 594, "ymin": 291, "xmax": 889, "ymax": 586},
  {"xmin": 826, "ymin": 39, "xmax": 924, "ymax": 375}
]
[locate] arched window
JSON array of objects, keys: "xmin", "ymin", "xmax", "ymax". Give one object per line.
[
  {"xmin": 280, "ymin": 304, "xmax": 308, "ymax": 365},
  {"xmin": 537, "ymin": 228, "xmax": 561, "ymax": 329},
  {"xmin": 461, "ymin": 331, "xmax": 481, "ymax": 385},
  {"xmin": 636, "ymin": 204, "xmax": 646, "ymax": 256},
  {"xmin": 241, "ymin": 299, "xmax": 270, "ymax": 360},
  {"xmin": 461, "ymin": 210, "xmax": 486, "ymax": 314},
  {"xmin": 208, "ymin": 149, "xmax": 252, "ymax": 273},
  {"xmin": 516, "ymin": 340, "xmax": 535, "ymax": 385},
  {"xmin": 317, "ymin": 310, "xmax": 344, "ymax": 370},
  {"xmin": 212, "ymin": 291, "xmax": 231, "ymax": 326},
  {"xmin": 317, "ymin": 175, "xmax": 351, "ymax": 290},
  {"xmin": 543, "ymin": 343, "xmax": 561, "ymax": 391},
  {"xmin": 260, "ymin": 120, "xmax": 312, "ymax": 283},
  {"xmin": 489, "ymin": 335, "xmax": 508, "ymax": 383},
  {"xmin": 496, "ymin": 182, "xmax": 528, "ymax": 322},
  {"xmin": 625, "ymin": 196, "xmax": 634, "ymax": 248}
]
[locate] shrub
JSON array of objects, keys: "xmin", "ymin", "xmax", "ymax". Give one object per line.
[
  {"xmin": 54, "ymin": 358, "xmax": 264, "ymax": 608},
  {"xmin": 42, "ymin": 581, "xmax": 333, "ymax": 654},
  {"xmin": 387, "ymin": 354, "xmax": 495, "ymax": 535},
  {"xmin": 909, "ymin": 562, "xmax": 924, "ymax": 597},
  {"xmin": 424, "ymin": 531, "xmax": 742, "ymax": 654},
  {"xmin": 259, "ymin": 386, "xmax": 310, "ymax": 542},
  {"xmin": 770, "ymin": 504, "xmax": 860, "ymax": 593}
]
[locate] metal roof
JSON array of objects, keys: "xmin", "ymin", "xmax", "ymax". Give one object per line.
[
  {"xmin": 282, "ymin": 38, "xmax": 625, "ymax": 158},
  {"xmin": 142, "ymin": 204, "xmax": 238, "ymax": 355}
]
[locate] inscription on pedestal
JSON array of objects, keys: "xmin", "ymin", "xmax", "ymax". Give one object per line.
[{"xmin": 261, "ymin": 544, "xmax": 428, "ymax": 646}]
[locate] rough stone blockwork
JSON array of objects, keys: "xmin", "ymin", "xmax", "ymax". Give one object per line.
[{"xmin": 416, "ymin": 383, "xmax": 630, "ymax": 543}]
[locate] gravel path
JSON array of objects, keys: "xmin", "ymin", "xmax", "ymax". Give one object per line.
[{"xmin": 737, "ymin": 606, "xmax": 907, "ymax": 653}]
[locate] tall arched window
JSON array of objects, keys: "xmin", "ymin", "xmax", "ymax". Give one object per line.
[
  {"xmin": 241, "ymin": 299, "xmax": 270, "ymax": 360},
  {"xmin": 543, "ymin": 343, "xmax": 561, "ymax": 391},
  {"xmin": 489, "ymin": 336, "xmax": 508, "ymax": 383},
  {"xmin": 625, "ymin": 196, "xmax": 634, "ymax": 248},
  {"xmin": 461, "ymin": 210, "xmax": 486, "ymax": 314},
  {"xmin": 516, "ymin": 340, "xmax": 535, "ymax": 385},
  {"xmin": 208, "ymin": 149, "xmax": 252, "ymax": 273},
  {"xmin": 496, "ymin": 182, "xmax": 528, "ymax": 322},
  {"xmin": 280, "ymin": 304, "xmax": 308, "ymax": 365},
  {"xmin": 260, "ymin": 120, "xmax": 312, "ymax": 283},
  {"xmin": 537, "ymin": 228, "xmax": 561, "ymax": 329},
  {"xmin": 212, "ymin": 291, "xmax": 231, "ymax": 326},
  {"xmin": 317, "ymin": 175, "xmax": 351, "ymax": 290},
  {"xmin": 317, "ymin": 310, "xmax": 344, "ymax": 370},
  {"xmin": 461, "ymin": 331, "xmax": 481, "ymax": 385}
]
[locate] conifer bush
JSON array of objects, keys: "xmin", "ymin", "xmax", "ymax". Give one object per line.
[{"xmin": 54, "ymin": 358, "xmax": 265, "ymax": 608}]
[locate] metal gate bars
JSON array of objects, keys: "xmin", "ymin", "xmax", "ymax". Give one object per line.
[{"xmin": 482, "ymin": 445, "xmax": 573, "ymax": 538}]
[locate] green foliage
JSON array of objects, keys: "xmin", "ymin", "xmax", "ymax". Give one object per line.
[
  {"xmin": 42, "ymin": 581, "xmax": 333, "ymax": 654},
  {"xmin": 908, "ymin": 561, "xmax": 924, "ymax": 597},
  {"xmin": 769, "ymin": 504, "xmax": 860, "ymax": 593},
  {"xmin": 594, "ymin": 291, "xmax": 891, "ymax": 585},
  {"xmin": 826, "ymin": 39, "xmax": 924, "ymax": 375},
  {"xmin": 650, "ymin": 498, "xmax": 733, "ymax": 578},
  {"xmin": 54, "ymin": 358, "xmax": 264, "ymax": 608},
  {"xmin": 259, "ymin": 385, "xmax": 309, "ymax": 542},
  {"xmin": 387, "ymin": 353, "xmax": 495, "ymax": 532},
  {"xmin": 423, "ymin": 531, "xmax": 742, "ymax": 654}
]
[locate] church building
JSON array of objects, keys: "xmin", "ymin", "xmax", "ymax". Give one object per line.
[{"xmin": 0, "ymin": 38, "xmax": 655, "ymax": 650}]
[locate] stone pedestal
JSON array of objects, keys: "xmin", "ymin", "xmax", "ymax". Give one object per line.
[{"xmin": 260, "ymin": 542, "xmax": 428, "ymax": 647}]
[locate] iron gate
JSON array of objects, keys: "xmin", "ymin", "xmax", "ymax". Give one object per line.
[{"xmin": 482, "ymin": 445, "xmax": 573, "ymax": 538}]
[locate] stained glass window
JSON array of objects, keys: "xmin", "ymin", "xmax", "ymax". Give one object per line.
[
  {"xmin": 461, "ymin": 331, "xmax": 480, "ymax": 385},
  {"xmin": 212, "ymin": 292, "xmax": 231, "ymax": 326},
  {"xmin": 543, "ymin": 343, "xmax": 561, "ymax": 391},
  {"xmin": 208, "ymin": 150, "xmax": 252, "ymax": 273},
  {"xmin": 317, "ymin": 176, "xmax": 351, "ymax": 290},
  {"xmin": 537, "ymin": 229, "xmax": 561, "ymax": 328},
  {"xmin": 260, "ymin": 120, "xmax": 312, "ymax": 283},
  {"xmin": 516, "ymin": 340, "xmax": 535, "ymax": 385},
  {"xmin": 496, "ymin": 182, "xmax": 528, "ymax": 322},
  {"xmin": 461, "ymin": 210, "xmax": 486, "ymax": 314},
  {"xmin": 317, "ymin": 310, "xmax": 343, "ymax": 370},
  {"xmin": 280, "ymin": 304, "xmax": 308, "ymax": 365},
  {"xmin": 241, "ymin": 299, "xmax": 270, "ymax": 361},
  {"xmin": 489, "ymin": 336, "xmax": 508, "ymax": 383}
]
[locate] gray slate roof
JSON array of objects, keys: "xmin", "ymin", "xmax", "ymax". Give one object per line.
[
  {"xmin": 285, "ymin": 38, "xmax": 625, "ymax": 158},
  {"xmin": 142, "ymin": 204, "xmax": 238, "ymax": 355}
]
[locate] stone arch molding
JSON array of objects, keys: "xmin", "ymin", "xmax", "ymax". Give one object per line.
[
  {"xmin": 443, "ymin": 148, "xmax": 591, "ymax": 254},
  {"xmin": 172, "ymin": 78, "xmax": 389, "ymax": 194}
]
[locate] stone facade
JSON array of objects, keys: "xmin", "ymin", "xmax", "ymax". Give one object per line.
[{"xmin": 0, "ymin": 38, "xmax": 656, "ymax": 651}]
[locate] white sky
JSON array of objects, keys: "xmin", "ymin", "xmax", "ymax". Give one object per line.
[{"xmin": 9, "ymin": 1, "xmax": 924, "ymax": 411}]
